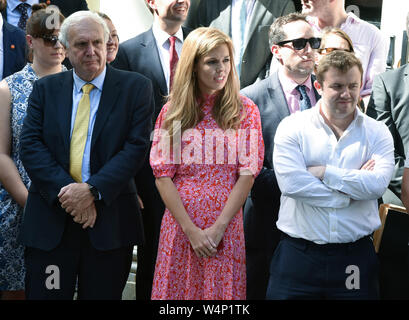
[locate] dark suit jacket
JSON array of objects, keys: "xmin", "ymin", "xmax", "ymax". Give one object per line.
[
  {"xmin": 19, "ymin": 65, "xmax": 154, "ymax": 251},
  {"xmin": 112, "ymin": 27, "xmax": 191, "ymax": 121},
  {"xmin": 367, "ymin": 64, "xmax": 409, "ymax": 202},
  {"xmin": 241, "ymin": 72, "xmax": 320, "ymax": 249},
  {"xmin": 1, "ymin": 0, "xmax": 88, "ymax": 20},
  {"xmin": 2, "ymin": 20, "xmax": 26, "ymax": 79},
  {"xmin": 185, "ymin": 0, "xmax": 295, "ymax": 88}
]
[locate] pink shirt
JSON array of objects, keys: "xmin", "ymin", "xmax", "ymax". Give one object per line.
[
  {"xmin": 308, "ymin": 13, "xmax": 389, "ymax": 97},
  {"xmin": 278, "ymin": 68, "xmax": 317, "ymax": 114}
]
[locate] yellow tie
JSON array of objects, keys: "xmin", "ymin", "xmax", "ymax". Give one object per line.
[{"xmin": 69, "ymin": 83, "xmax": 94, "ymax": 182}]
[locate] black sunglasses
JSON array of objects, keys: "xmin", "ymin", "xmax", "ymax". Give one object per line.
[
  {"xmin": 277, "ymin": 37, "xmax": 321, "ymax": 50},
  {"xmin": 35, "ymin": 34, "xmax": 60, "ymax": 47}
]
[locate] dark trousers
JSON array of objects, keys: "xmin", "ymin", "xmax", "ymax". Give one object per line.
[
  {"xmin": 246, "ymin": 247, "xmax": 274, "ymax": 300},
  {"xmin": 135, "ymin": 162, "xmax": 165, "ymax": 300},
  {"xmin": 266, "ymin": 234, "xmax": 380, "ymax": 300},
  {"xmin": 24, "ymin": 216, "xmax": 133, "ymax": 300}
]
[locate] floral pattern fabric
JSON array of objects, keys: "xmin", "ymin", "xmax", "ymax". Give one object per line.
[
  {"xmin": 150, "ymin": 94, "xmax": 264, "ymax": 300},
  {"xmin": 0, "ymin": 64, "xmax": 65, "ymax": 290}
]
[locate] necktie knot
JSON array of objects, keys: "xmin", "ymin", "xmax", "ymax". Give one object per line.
[
  {"xmin": 169, "ymin": 36, "xmax": 177, "ymax": 46},
  {"xmin": 82, "ymin": 83, "xmax": 94, "ymax": 95},
  {"xmin": 296, "ymin": 85, "xmax": 312, "ymax": 111},
  {"xmin": 17, "ymin": 2, "xmax": 30, "ymax": 12}
]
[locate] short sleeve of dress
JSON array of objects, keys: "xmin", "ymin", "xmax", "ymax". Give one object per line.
[
  {"xmin": 149, "ymin": 103, "xmax": 177, "ymax": 179},
  {"xmin": 237, "ymin": 95, "xmax": 264, "ymax": 178}
]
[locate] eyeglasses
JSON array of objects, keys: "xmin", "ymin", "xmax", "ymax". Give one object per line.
[
  {"xmin": 277, "ymin": 37, "xmax": 321, "ymax": 50},
  {"xmin": 35, "ymin": 35, "xmax": 60, "ymax": 47},
  {"xmin": 318, "ymin": 47, "xmax": 352, "ymax": 55}
]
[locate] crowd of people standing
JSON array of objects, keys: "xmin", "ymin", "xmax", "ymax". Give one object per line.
[{"xmin": 0, "ymin": 0, "xmax": 408, "ymax": 301}]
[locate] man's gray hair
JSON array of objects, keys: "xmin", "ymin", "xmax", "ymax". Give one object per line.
[{"xmin": 59, "ymin": 11, "xmax": 110, "ymax": 48}]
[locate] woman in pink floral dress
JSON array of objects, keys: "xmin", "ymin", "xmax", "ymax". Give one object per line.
[{"xmin": 150, "ymin": 27, "xmax": 264, "ymax": 300}]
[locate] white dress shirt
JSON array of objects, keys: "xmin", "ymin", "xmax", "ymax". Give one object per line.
[
  {"xmin": 273, "ymin": 100, "xmax": 394, "ymax": 244},
  {"xmin": 151, "ymin": 21, "xmax": 184, "ymax": 93}
]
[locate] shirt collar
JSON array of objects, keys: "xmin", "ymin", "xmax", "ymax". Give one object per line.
[
  {"xmin": 0, "ymin": 13, "xmax": 3, "ymax": 31},
  {"xmin": 342, "ymin": 12, "xmax": 360, "ymax": 28},
  {"xmin": 10, "ymin": 0, "xmax": 37, "ymax": 11},
  {"xmin": 152, "ymin": 20, "xmax": 184, "ymax": 47},
  {"xmin": 73, "ymin": 66, "xmax": 106, "ymax": 94},
  {"xmin": 314, "ymin": 99, "xmax": 364, "ymax": 127},
  {"xmin": 278, "ymin": 66, "xmax": 314, "ymax": 95}
]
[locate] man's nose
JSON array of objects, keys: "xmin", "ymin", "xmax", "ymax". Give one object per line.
[{"xmin": 85, "ymin": 43, "xmax": 95, "ymax": 55}]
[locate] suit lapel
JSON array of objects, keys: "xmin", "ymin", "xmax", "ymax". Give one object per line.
[
  {"xmin": 269, "ymin": 72, "xmax": 291, "ymax": 120},
  {"xmin": 3, "ymin": 23, "xmax": 15, "ymax": 77},
  {"xmin": 144, "ymin": 29, "xmax": 168, "ymax": 96},
  {"xmin": 90, "ymin": 65, "xmax": 120, "ymax": 150},
  {"xmin": 245, "ymin": 0, "xmax": 270, "ymax": 49},
  {"xmin": 210, "ymin": 0, "xmax": 232, "ymax": 36},
  {"xmin": 58, "ymin": 71, "xmax": 74, "ymax": 155}
]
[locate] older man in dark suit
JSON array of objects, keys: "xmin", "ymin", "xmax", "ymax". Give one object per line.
[
  {"xmin": 20, "ymin": 11, "xmax": 154, "ymax": 300},
  {"xmin": 112, "ymin": 0, "xmax": 190, "ymax": 300},
  {"xmin": 185, "ymin": 0, "xmax": 295, "ymax": 88},
  {"xmin": 241, "ymin": 12, "xmax": 320, "ymax": 299}
]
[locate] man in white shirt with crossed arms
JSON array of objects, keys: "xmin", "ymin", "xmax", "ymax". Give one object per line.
[{"xmin": 268, "ymin": 50, "xmax": 394, "ymax": 299}]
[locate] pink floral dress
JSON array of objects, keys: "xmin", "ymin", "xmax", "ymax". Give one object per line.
[{"xmin": 150, "ymin": 94, "xmax": 264, "ymax": 300}]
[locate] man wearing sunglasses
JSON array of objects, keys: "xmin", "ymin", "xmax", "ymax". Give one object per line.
[
  {"xmin": 301, "ymin": 0, "xmax": 388, "ymax": 107},
  {"xmin": 241, "ymin": 12, "xmax": 320, "ymax": 300}
]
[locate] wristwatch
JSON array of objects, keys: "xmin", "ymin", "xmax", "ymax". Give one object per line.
[{"xmin": 87, "ymin": 184, "xmax": 99, "ymax": 201}]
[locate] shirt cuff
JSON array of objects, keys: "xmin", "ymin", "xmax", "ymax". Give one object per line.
[{"xmin": 322, "ymin": 165, "xmax": 345, "ymax": 191}]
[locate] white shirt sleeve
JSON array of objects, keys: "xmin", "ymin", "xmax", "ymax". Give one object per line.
[
  {"xmin": 273, "ymin": 117, "xmax": 351, "ymax": 208},
  {"xmin": 322, "ymin": 123, "xmax": 394, "ymax": 200}
]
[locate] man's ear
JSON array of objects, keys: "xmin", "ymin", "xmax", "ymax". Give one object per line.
[
  {"xmin": 271, "ymin": 44, "xmax": 280, "ymax": 59},
  {"xmin": 314, "ymin": 80, "xmax": 322, "ymax": 94}
]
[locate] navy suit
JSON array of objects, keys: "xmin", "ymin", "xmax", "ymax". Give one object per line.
[
  {"xmin": 19, "ymin": 65, "xmax": 154, "ymax": 299},
  {"xmin": 241, "ymin": 72, "xmax": 320, "ymax": 299},
  {"xmin": 2, "ymin": 20, "xmax": 26, "ymax": 79},
  {"xmin": 112, "ymin": 26, "xmax": 190, "ymax": 300}
]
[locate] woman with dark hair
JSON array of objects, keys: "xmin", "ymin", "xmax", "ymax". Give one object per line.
[{"xmin": 0, "ymin": 3, "xmax": 65, "ymax": 300}]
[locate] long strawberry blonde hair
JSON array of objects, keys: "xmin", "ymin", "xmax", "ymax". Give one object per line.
[{"xmin": 162, "ymin": 27, "xmax": 243, "ymax": 138}]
